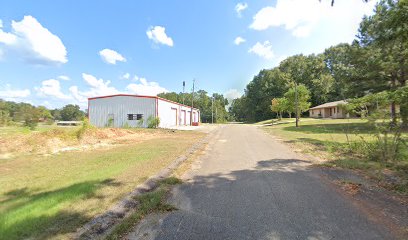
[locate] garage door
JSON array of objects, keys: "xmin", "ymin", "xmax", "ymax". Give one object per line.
[
  {"xmin": 181, "ymin": 110, "xmax": 186, "ymax": 125},
  {"xmin": 171, "ymin": 108, "xmax": 178, "ymax": 126}
]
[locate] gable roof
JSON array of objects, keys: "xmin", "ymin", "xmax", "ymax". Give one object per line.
[{"xmin": 309, "ymin": 100, "xmax": 347, "ymax": 110}]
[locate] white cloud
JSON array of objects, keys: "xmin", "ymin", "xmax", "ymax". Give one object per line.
[
  {"xmin": 224, "ymin": 89, "xmax": 242, "ymax": 100},
  {"xmin": 146, "ymin": 26, "xmax": 174, "ymax": 47},
  {"xmin": 58, "ymin": 75, "xmax": 70, "ymax": 81},
  {"xmin": 0, "ymin": 29, "xmax": 17, "ymax": 45},
  {"xmin": 249, "ymin": 0, "xmax": 376, "ymax": 38},
  {"xmin": 234, "ymin": 36, "xmax": 246, "ymax": 45},
  {"xmin": 69, "ymin": 73, "xmax": 119, "ymax": 104},
  {"xmin": 248, "ymin": 41, "xmax": 274, "ymax": 60},
  {"xmin": 99, "ymin": 48, "xmax": 126, "ymax": 64},
  {"xmin": 121, "ymin": 73, "xmax": 130, "ymax": 80},
  {"xmin": 0, "ymin": 16, "xmax": 67, "ymax": 64},
  {"xmin": 126, "ymin": 77, "xmax": 168, "ymax": 96},
  {"xmin": 0, "ymin": 84, "xmax": 30, "ymax": 101},
  {"xmin": 36, "ymin": 79, "xmax": 71, "ymax": 100},
  {"xmin": 235, "ymin": 3, "xmax": 248, "ymax": 17}
]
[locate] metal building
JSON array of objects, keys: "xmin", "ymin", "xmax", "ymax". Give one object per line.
[{"xmin": 88, "ymin": 94, "xmax": 200, "ymax": 128}]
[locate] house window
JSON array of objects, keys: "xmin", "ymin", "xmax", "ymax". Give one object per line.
[
  {"xmin": 127, "ymin": 114, "xmax": 143, "ymax": 120},
  {"xmin": 334, "ymin": 107, "xmax": 336, "ymax": 114}
]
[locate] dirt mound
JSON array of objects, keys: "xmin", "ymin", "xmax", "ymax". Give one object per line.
[{"xmin": 0, "ymin": 127, "xmax": 161, "ymax": 157}]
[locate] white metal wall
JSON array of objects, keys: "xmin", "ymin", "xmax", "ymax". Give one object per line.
[
  {"xmin": 157, "ymin": 99, "xmax": 179, "ymax": 128},
  {"xmin": 157, "ymin": 99, "xmax": 200, "ymax": 128},
  {"xmin": 89, "ymin": 96, "xmax": 156, "ymax": 128}
]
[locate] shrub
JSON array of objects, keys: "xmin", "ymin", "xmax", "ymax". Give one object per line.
[
  {"xmin": 0, "ymin": 110, "xmax": 11, "ymax": 126},
  {"xmin": 106, "ymin": 117, "xmax": 114, "ymax": 127},
  {"xmin": 76, "ymin": 119, "xmax": 93, "ymax": 139},
  {"xmin": 137, "ymin": 117, "xmax": 144, "ymax": 128},
  {"xmin": 147, "ymin": 116, "xmax": 160, "ymax": 128},
  {"xmin": 24, "ymin": 118, "xmax": 38, "ymax": 130}
]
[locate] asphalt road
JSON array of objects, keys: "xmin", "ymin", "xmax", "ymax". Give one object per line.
[{"xmin": 127, "ymin": 124, "xmax": 394, "ymax": 240}]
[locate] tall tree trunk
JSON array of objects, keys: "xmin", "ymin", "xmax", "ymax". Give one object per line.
[
  {"xmin": 390, "ymin": 76, "xmax": 397, "ymax": 123},
  {"xmin": 399, "ymin": 62, "xmax": 407, "ymax": 127},
  {"xmin": 401, "ymin": 104, "xmax": 408, "ymax": 129}
]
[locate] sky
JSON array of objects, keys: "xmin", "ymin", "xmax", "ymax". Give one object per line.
[{"xmin": 0, "ymin": 0, "xmax": 378, "ymax": 109}]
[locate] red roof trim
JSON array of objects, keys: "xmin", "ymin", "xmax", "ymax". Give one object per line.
[{"xmin": 88, "ymin": 94, "xmax": 199, "ymax": 111}]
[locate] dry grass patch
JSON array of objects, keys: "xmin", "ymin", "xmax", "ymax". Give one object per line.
[{"xmin": 0, "ymin": 129, "xmax": 205, "ymax": 240}]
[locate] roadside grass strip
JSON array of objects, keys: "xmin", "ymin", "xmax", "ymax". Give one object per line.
[
  {"xmin": 105, "ymin": 177, "xmax": 182, "ymax": 240},
  {"xmin": 262, "ymin": 118, "xmax": 408, "ymax": 194},
  {"xmin": 0, "ymin": 131, "xmax": 202, "ymax": 240}
]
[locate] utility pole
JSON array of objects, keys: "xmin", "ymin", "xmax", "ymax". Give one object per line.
[
  {"xmin": 295, "ymin": 82, "xmax": 299, "ymax": 127},
  {"xmin": 182, "ymin": 81, "xmax": 185, "ymax": 105},
  {"xmin": 211, "ymin": 96, "xmax": 214, "ymax": 124},
  {"xmin": 190, "ymin": 79, "xmax": 195, "ymax": 125}
]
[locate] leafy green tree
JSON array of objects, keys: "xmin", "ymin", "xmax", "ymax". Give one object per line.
[
  {"xmin": 50, "ymin": 109, "xmax": 61, "ymax": 121},
  {"xmin": 283, "ymin": 84, "xmax": 311, "ymax": 125},
  {"xmin": 244, "ymin": 68, "xmax": 288, "ymax": 121},
  {"xmin": 0, "ymin": 110, "xmax": 11, "ymax": 126},
  {"xmin": 60, "ymin": 104, "xmax": 85, "ymax": 121},
  {"xmin": 37, "ymin": 106, "xmax": 52, "ymax": 120},
  {"xmin": 271, "ymin": 98, "xmax": 289, "ymax": 120},
  {"xmin": 356, "ymin": 0, "xmax": 408, "ymax": 122},
  {"xmin": 158, "ymin": 90, "xmax": 230, "ymax": 123}
]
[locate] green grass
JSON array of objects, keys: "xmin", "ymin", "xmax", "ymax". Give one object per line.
[
  {"xmin": 262, "ymin": 118, "xmax": 408, "ymax": 193},
  {"xmin": 0, "ymin": 131, "xmax": 203, "ymax": 240},
  {"xmin": 0, "ymin": 123, "xmax": 80, "ymax": 137},
  {"xmin": 105, "ymin": 177, "xmax": 182, "ymax": 240}
]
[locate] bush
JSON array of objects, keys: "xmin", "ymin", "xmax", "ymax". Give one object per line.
[
  {"xmin": 24, "ymin": 119, "xmax": 38, "ymax": 130},
  {"xmin": 147, "ymin": 116, "xmax": 160, "ymax": 128},
  {"xmin": 106, "ymin": 117, "xmax": 114, "ymax": 127},
  {"xmin": 76, "ymin": 119, "xmax": 93, "ymax": 139},
  {"xmin": 123, "ymin": 122, "xmax": 131, "ymax": 129},
  {"xmin": 0, "ymin": 110, "xmax": 11, "ymax": 126}
]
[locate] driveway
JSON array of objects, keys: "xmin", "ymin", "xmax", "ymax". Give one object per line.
[{"xmin": 126, "ymin": 124, "xmax": 394, "ymax": 240}]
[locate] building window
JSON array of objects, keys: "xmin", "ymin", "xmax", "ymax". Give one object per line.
[
  {"xmin": 128, "ymin": 114, "xmax": 143, "ymax": 120},
  {"xmin": 334, "ymin": 107, "xmax": 336, "ymax": 114}
]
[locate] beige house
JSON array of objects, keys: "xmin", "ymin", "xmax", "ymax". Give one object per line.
[{"xmin": 309, "ymin": 100, "xmax": 348, "ymax": 119}]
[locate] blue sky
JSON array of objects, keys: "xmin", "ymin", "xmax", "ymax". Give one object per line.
[{"xmin": 0, "ymin": 0, "xmax": 377, "ymax": 109}]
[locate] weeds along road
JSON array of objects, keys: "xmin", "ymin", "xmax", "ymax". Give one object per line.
[{"xmin": 127, "ymin": 124, "xmax": 394, "ymax": 240}]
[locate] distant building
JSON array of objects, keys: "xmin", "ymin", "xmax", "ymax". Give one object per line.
[
  {"xmin": 88, "ymin": 94, "xmax": 200, "ymax": 128},
  {"xmin": 309, "ymin": 100, "xmax": 348, "ymax": 119}
]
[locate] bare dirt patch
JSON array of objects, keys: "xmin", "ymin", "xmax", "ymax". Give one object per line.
[{"xmin": 0, "ymin": 128, "xmax": 176, "ymax": 157}]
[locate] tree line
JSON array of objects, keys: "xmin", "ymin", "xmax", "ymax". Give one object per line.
[
  {"xmin": 158, "ymin": 90, "xmax": 230, "ymax": 123},
  {"xmin": 0, "ymin": 100, "xmax": 85, "ymax": 129},
  {"xmin": 230, "ymin": 0, "xmax": 407, "ymax": 126}
]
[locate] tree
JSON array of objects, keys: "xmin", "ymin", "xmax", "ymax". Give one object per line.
[
  {"xmin": 60, "ymin": 104, "xmax": 85, "ymax": 121},
  {"xmin": 158, "ymin": 90, "xmax": 230, "ymax": 123},
  {"xmin": 284, "ymin": 84, "xmax": 311, "ymax": 126},
  {"xmin": 51, "ymin": 109, "xmax": 62, "ymax": 121},
  {"xmin": 356, "ymin": 0, "xmax": 408, "ymax": 123},
  {"xmin": 37, "ymin": 106, "xmax": 52, "ymax": 120},
  {"xmin": 0, "ymin": 110, "xmax": 11, "ymax": 126},
  {"xmin": 271, "ymin": 98, "xmax": 288, "ymax": 120},
  {"xmin": 244, "ymin": 68, "xmax": 288, "ymax": 121}
]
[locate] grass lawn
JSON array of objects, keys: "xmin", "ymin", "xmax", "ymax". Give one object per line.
[
  {"xmin": 0, "ymin": 123, "xmax": 79, "ymax": 137},
  {"xmin": 261, "ymin": 118, "xmax": 408, "ymax": 192},
  {"xmin": 0, "ymin": 129, "xmax": 204, "ymax": 240}
]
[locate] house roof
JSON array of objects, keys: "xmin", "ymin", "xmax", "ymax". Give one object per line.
[
  {"xmin": 88, "ymin": 94, "xmax": 199, "ymax": 111},
  {"xmin": 309, "ymin": 100, "xmax": 347, "ymax": 110}
]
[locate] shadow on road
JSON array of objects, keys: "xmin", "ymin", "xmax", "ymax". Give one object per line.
[{"xmin": 145, "ymin": 158, "xmax": 397, "ymax": 240}]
